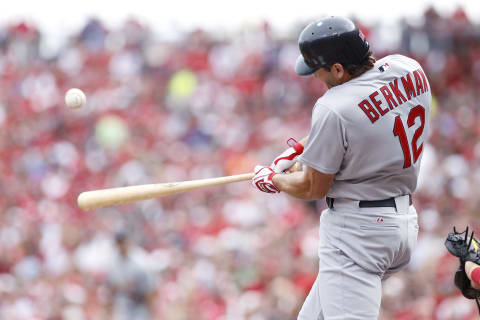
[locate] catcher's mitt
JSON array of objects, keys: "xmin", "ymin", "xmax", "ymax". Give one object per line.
[{"xmin": 445, "ymin": 226, "xmax": 480, "ymax": 313}]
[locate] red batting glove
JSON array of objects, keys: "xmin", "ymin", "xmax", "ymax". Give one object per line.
[
  {"xmin": 270, "ymin": 138, "xmax": 304, "ymax": 173},
  {"xmin": 252, "ymin": 165, "xmax": 280, "ymax": 194}
]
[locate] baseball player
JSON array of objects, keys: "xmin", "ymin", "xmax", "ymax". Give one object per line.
[{"xmin": 252, "ymin": 16, "xmax": 432, "ymax": 319}]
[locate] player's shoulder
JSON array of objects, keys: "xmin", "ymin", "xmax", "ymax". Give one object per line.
[
  {"xmin": 314, "ymin": 54, "xmax": 425, "ymax": 118},
  {"xmin": 377, "ymin": 54, "xmax": 423, "ymax": 71},
  {"xmin": 311, "ymin": 99, "xmax": 339, "ymax": 121},
  {"xmin": 314, "ymin": 89, "xmax": 350, "ymax": 121}
]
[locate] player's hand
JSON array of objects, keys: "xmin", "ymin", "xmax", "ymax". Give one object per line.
[
  {"xmin": 270, "ymin": 138, "xmax": 304, "ymax": 173},
  {"xmin": 252, "ymin": 165, "xmax": 280, "ymax": 194}
]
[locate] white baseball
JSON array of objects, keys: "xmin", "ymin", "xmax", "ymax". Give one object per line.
[{"xmin": 65, "ymin": 88, "xmax": 86, "ymax": 109}]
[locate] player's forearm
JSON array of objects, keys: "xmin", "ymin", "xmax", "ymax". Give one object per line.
[
  {"xmin": 272, "ymin": 171, "xmax": 315, "ymax": 200},
  {"xmin": 272, "ymin": 169, "xmax": 332, "ymax": 201}
]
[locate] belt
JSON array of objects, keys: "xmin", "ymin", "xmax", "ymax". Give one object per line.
[{"xmin": 326, "ymin": 195, "xmax": 412, "ymax": 210}]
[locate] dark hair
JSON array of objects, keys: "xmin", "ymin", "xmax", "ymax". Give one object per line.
[{"xmin": 323, "ymin": 51, "xmax": 376, "ymax": 76}]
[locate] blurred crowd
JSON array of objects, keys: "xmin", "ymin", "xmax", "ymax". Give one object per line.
[{"xmin": 0, "ymin": 6, "xmax": 480, "ymax": 320}]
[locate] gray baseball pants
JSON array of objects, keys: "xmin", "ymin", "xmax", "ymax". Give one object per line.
[{"xmin": 297, "ymin": 195, "xmax": 419, "ymax": 320}]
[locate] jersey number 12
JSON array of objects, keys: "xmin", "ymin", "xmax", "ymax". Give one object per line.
[{"xmin": 393, "ymin": 105, "xmax": 426, "ymax": 169}]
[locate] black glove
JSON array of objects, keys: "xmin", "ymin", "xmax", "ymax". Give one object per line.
[
  {"xmin": 445, "ymin": 226, "xmax": 480, "ymax": 313},
  {"xmin": 445, "ymin": 226, "xmax": 480, "ymax": 265}
]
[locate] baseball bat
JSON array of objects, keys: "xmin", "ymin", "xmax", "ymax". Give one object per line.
[{"xmin": 77, "ymin": 173, "xmax": 254, "ymax": 211}]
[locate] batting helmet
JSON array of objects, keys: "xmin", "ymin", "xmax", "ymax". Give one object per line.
[{"xmin": 295, "ymin": 16, "xmax": 370, "ymax": 76}]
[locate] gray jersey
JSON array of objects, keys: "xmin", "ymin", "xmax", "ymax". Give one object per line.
[{"xmin": 298, "ymin": 54, "xmax": 432, "ymax": 200}]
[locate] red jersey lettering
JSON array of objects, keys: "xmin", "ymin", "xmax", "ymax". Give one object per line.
[
  {"xmin": 358, "ymin": 99, "xmax": 380, "ymax": 123},
  {"xmin": 413, "ymin": 70, "xmax": 424, "ymax": 96},
  {"xmin": 418, "ymin": 69, "xmax": 429, "ymax": 92},
  {"xmin": 389, "ymin": 79, "xmax": 407, "ymax": 104},
  {"xmin": 369, "ymin": 91, "xmax": 388, "ymax": 116},
  {"xmin": 401, "ymin": 73, "xmax": 416, "ymax": 100},
  {"xmin": 380, "ymin": 85, "xmax": 398, "ymax": 110}
]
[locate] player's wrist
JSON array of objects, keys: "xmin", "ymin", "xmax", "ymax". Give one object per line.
[
  {"xmin": 270, "ymin": 171, "xmax": 278, "ymax": 183},
  {"xmin": 271, "ymin": 172, "xmax": 283, "ymax": 192}
]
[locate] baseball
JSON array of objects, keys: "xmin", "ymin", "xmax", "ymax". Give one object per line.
[{"xmin": 65, "ymin": 88, "xmax": 86, "ymax": 109}]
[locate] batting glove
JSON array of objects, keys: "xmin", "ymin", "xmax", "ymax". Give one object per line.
[
  {"xmin": 270, "ymin": 138, "xmax": 304, "ymax": 173},
  {"xmin": 252, "ymin": 165, "xmax": 280, "ymax": 194}
]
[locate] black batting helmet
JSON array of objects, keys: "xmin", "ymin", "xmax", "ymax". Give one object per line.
[{"xmin": 295, "ymin": 16, "xmax": 370, "ymax": 76}]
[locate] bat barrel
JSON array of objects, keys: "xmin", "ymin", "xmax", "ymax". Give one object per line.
[{"xmin": 77, "ymin": 172, "xmax": 254, "ymax": 210}]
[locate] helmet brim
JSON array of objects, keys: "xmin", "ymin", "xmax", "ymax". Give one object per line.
[{"xmin": 295, "ymin": 55, "xmax": 318, "ymax": 76}]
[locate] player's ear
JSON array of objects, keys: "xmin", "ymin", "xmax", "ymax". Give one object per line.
[{"xmin": 331, "ymin": 63, "xmax": 345, "ymax": 80}]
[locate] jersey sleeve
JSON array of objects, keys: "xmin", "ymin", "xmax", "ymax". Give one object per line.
[{"xmin": 298, "ymin": 105, "xmax": 346, "ymax": 174}]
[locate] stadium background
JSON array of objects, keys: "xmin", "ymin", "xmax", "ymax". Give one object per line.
[{"xmin": 1, "ymin": 4, "xmax": 480, "ymax": 320}]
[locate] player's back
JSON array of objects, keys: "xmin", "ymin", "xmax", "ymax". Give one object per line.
[{"xmin": 315, "ymin": 54, "xmax": 432, "ymax": 200}]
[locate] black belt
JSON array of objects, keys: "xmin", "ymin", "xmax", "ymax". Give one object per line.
[{"xmin": 326, "ymin": 195, "xmax": 412, "ymax": 209}]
